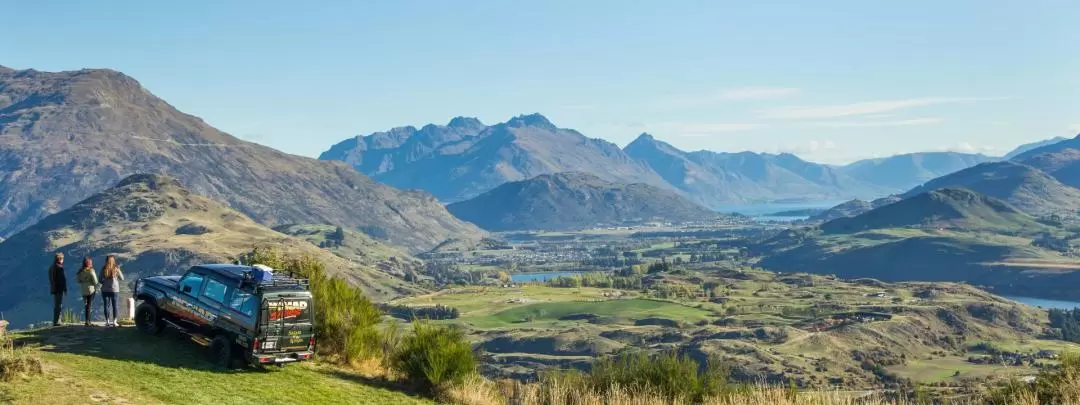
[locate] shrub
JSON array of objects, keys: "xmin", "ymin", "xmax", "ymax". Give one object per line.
[
  {"xmin": 542, "ymin": 350, "xmax": 734, "ymax": 402},
  {"xmin": 245, "ymin": 246, "xmax": 383, "ymax": 363},
  {"xmin": 987, "ymin": 352, "xmax": 1080, "ymax": 404},
  {"xmin": 393, "ymin": 322, "xmax": 477, "ymax": 394}
]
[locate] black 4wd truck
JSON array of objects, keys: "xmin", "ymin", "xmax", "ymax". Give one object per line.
[{"xmin": 134, "ymin": 264, "xmax": 316, "ymax": 368}]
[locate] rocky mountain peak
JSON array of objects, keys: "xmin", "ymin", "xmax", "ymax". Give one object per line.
[{"xmin": 506, "ymin": 113, "xmax": 556, "ymax": 131}]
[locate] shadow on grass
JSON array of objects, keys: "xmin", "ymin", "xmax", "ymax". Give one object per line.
[
  {"xmin": 13, "ymin": 325, "xmax": 258, "ymax": 374},
  {"xmin": 316, "ymin": 367, "xmax": 418, "ymax": 394}
]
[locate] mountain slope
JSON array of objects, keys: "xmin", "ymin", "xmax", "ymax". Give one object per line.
[
  {"xmin": 446, "ymin": 172, "xmax": 718, "ymax": 231},
  {"xmin": 322, "ymin": 115, "xmax": 671, "ymax": 202},
  {"xmin": 0, "ymin": 66, "xmax": 481, "ymax": 252},
  {"xmin": 1012, "ymin": 134, "xmax": 1080, "ymax": 189},
  {"xmin": 823, "ymin": 188, "xmax": 1041, "ymax": 234},
  {"xmin": 900, "ymin": 161, "xmax": 1080, "ymax": 215},
  {"xmin": 756, "ymin": 229, "xmax": 1080, "ymax": 300},
  {"xmin": 0, "ymin": 174, "xmax": 421, "ymax": 328},
  {"xmin": 274, "ymin": 224, "xmax": 424, "ymax": 279},
  {"xmin": 810, "ymin": 196, "xmax": 902, "ymax": 222},
  {"xmin": 623, "ymin": 133, "xmax": 884, "ymax": 206},
  {"xmin": 1004, "ymin": 137, "xmax": 1069, "ymax": 160},
  {"xmin": 840, "ymin": 152, "xmax": 993, "ymax": 190}
]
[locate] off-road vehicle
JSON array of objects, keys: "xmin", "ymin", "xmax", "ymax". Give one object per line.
[{"xmin": 134, "ymin": 264, "xmax": 316, "ymax": 368}]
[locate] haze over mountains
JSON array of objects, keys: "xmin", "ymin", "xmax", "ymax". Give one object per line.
[{"xmin": 0, "ymin": 66, "xmax": 482, "ymax": 252}]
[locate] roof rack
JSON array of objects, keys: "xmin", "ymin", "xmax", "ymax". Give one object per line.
[{"xmin": 241, "ymin": 269, "xmax": 311, "ymax": 291}]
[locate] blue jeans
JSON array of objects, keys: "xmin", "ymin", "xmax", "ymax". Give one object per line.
[{"xmin": 101, "ymin": 292, "xmax": 117, "ymax": 322}]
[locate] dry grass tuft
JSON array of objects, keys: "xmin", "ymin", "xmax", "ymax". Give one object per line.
[
  {"xmin": 439, "ymin": 375, "xmax": 506, "ymax": 405},
  {"xmin": 0, "ymin": 341, "xmax": 44, "ymax": 382}
]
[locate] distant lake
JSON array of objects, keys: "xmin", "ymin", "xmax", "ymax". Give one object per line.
[
  {"xmin": 510, "ymin": 271, "xmax": 587, "ymax": 283},
  {"xmin": 714, "ymin": 201, "xmax": 846, "ymax": 222},
  {"xmin": 1004, "ymin": 296, "xmax": 1080, "ymax": 310}
]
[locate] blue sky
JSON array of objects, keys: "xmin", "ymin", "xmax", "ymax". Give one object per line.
[{"xmin": 4, "ymin": 0, "xmax": 1078, "ymax": 163}]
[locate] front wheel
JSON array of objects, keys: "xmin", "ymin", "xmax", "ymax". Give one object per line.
[{"xmin": 134, "ymin": 302, "xmax": 164, "ymax": 335}]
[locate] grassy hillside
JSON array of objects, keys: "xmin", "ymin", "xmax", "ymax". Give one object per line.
[
  {"xmin": 274, "ymin": 224, "xmax": 424, "ymax": 279},
  {"xmin": 0, "ymin": 327, "xmax": 430, "ymax": 405},
  {"xmin": 757, "ymin": 227, "xmax": 1080, "ymax": 300},
  {"xmin": 0, "ymin": 174, "xmax": 422, "ymax": 328},
  {"xmin": 822, "ymin": 188, "xmax": 1043, "ymax": 234},
  {"xmin": 392, "ymin": 271, "xmax": 1073, "ymax": 388}
]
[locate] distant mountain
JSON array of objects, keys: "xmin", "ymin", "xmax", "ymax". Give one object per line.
[
  {"xmin": 320, "ymin": 117, "xmax": 487, "ymax": 176},
  {"xmin": 810, "ymin": 196, "xmax": 902, "ymax": 222},
  {"xmin": 623, "ymin": 134, "xmax": 885, "ymax": 206},
  {"xmin": 446, "ymin": 172, "xmax": 718, "ymax": 231},
  {"xmin": 839, "ymin": 152, "xmax": 994, "ymax": 191},
  {"xmin": 1004, "ymin": 137, "xmax": 1070, "ymax": 160},
  {"xmin": 0, "ymin": 174, "xmax": 421, "ymax": 328},
  {"xmin": 321, "ymin": 114, "xmax": 671, "ymax": 202},
  {"xmin": 900, "ymin": 161, "xmax": 1080, "ymax": 216},
  {"xmin": 1012, "ymin": 134, "xmax": 1080, "ymax": 189},
  {"xmin": 0, "ymin": 66, "xmax": 482, "ymax": 252},
  {"xmin": 822, "ymin": 188, "xmax": 1041, "ymax": 234}
]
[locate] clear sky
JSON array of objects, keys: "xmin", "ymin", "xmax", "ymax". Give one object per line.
[{"xmin": 4, "ymin": 0, "xmax": 1078, "ymax": 164}]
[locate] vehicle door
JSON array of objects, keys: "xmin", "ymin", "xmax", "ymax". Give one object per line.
[
  {"xmin": 170, "ymin": 271, "xmax": 217, "ymax": 329},
  {"xmin": 259, "ymin": 292, "xmax": 315, "ymax": 354}
]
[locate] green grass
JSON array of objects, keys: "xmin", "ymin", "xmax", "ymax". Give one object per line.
[
  {"xmin": 887, "ymin": 357, "xmax": 1031, "ymax": 383},
  {"xmin": 468, "ymin": 299, "xmax": 712, "ymax": 329},
  {"xmin": 0, "ymin": 327, "xmax": 431, "ymax": 405}
]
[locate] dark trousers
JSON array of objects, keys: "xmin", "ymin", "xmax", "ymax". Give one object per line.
[
  {"xmin": 52, "ymin": 293, "xmax": 64, "ymax": 325},
  {"xmin": 83, "ymin": 293, "xmax": 95, "ymax": 324},
  {"xmin": 102, "ymin": 292, "xmax": 117, "ymax": 321}
]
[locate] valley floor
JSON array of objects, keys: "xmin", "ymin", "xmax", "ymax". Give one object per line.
[{"xmin": 0, "ymin": 326, "xmax": 430, "ymax": 405}]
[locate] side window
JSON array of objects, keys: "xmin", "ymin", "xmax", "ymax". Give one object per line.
[
  {"xmin": 178, "ymin": 273, "xmax": 205, "ymax": 296},
  {"xmin": 202, "ymin": 277, "xmax": 229, "ymax": 304},
  {"xmin": 228, "ymin": 289, "xmax": 258, "ymax": 317}
]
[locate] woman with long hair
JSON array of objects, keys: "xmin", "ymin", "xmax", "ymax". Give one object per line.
[
  {"xmin": 99, "ymin": 255, "xmax": 124, "ymax": 327},
  {"xmin": 75, "ymin": 257, "xmax": 99, "ymax": 326}
]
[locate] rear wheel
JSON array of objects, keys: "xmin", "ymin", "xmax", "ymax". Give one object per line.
[
  {"xmin": 210, "ymin": 335, "xmax": 236, "ymax": 370},
  {"xmin": 134, "ymin": 302, "xmax": 164, "ymax": 335}
]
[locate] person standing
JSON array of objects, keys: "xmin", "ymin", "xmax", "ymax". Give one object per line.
[
  {"xmin": 99, "ymin": 255, "xmax": 124, "ymax": 327},
  {"xmin": 48, "ymin": 253, "xmax": 68, "ymax": 326},
  {"xmin": 75, "ymin": 257, "xmax": 99, "ymax": 327}
]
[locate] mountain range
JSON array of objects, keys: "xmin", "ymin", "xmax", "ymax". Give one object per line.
[
  {"xmin": 324, "ymin": 116, "xmax": 1066, "ymax": 209},
  {"xmin": 0, "ymin": 174, "xmax": 421, "ymax": 327},
  {"xmin": 0, "ymin": 66, "xmax": 481, "ymax": 252},
  {"xmin": 321, "ymin": 114, "xmax": 671, "ymax": 203},
  {"xmin": 445, "ymin": 172, "xmax": 719, "ymax": 231}
]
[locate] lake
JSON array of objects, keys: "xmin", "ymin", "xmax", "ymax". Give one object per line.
[
  {"xmin": 714, "ymin": 201, "xmax": 846, "ymax": 222},
  {"xmin": 510, "ymin": 271, "xmax": 587, "ymax": 283},
  {"xmin": 1004, "ymin": 296, "xmax": 1080, "ymax": 310}
]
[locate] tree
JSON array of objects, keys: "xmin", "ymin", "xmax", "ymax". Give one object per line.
[
  {"xmin": 496, "ymin": 271, "xmax": 511, "ymax": 283},
  {"xmin": 330, "ymin": 226, "xmax": 346, "ymax": 247}
]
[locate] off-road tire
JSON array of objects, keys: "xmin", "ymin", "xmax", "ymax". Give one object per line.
[
  {"xmin": 210, "ymin": 335, "xmax": 237, "ymax": 370},
  {"xmin": 134, "ymin": 302, "xmax": 164, "ymax": 335}
]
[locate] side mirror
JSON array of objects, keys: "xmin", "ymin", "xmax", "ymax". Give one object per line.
[{"xmin": 182, "ymin": 285, "xmax": 192, "ymax": 293}]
